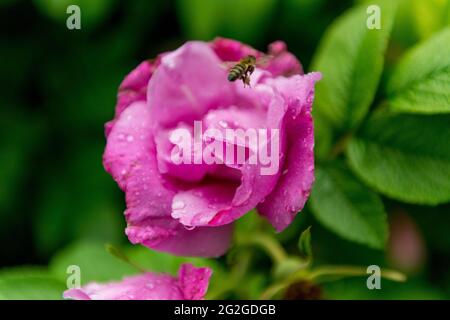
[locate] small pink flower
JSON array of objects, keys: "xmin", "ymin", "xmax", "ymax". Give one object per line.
[
  {"xmin": 63, "ymin": 264, "xmax": 211, "ymax": 300},
  {"xmin": 103, "ymin": 38, "xmax": 321, "ymax": 257}
]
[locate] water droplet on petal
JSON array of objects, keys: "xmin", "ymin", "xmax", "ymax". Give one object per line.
[
  {"xmin": 172, "ymin": 200, "xmax": 186, "ymax": 210},
  {"xmin": 218, "ymin": 120, "xmax": 228, "ymax": 128},
  {"xmin": 184, "ymin": 225, "xmax": 195, "ymax": 231},
  {"xmin": 127, "ymin": 135, "xmax": 134, "ymax": 142}
]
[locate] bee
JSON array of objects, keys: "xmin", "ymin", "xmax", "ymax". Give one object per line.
[{"xmin": 227, "ymin": 55, "xmax": 257, "ymax": 87}]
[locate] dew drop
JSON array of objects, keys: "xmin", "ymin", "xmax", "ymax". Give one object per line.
[
  {"xmin": 218, "ymin": 120, "xmax": 228, "ymax": 128},
  {"xmin": 172, "ymin": 200, "xmax": 186, "ymax": 210}
]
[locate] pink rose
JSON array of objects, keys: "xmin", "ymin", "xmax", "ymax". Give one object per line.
[
  {"xmin": 103, "ymin": 38, "xmax": 320, "ymax": 257},
  {"xmin": 63, "ymin": 263, "xmax": 211, "ymax": 300}
]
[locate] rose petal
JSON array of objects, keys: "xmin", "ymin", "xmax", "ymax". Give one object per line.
[
  {"xmin": 210, "ymin": 38, "xmax": 302, "ymax": 77},
  {"xmin": 105, "ymin": 60, "xmax": 157, "ymax": 137},
  {"xmin": 63, "ymin": 289, "xmax": 91, "ymax": 300},
  {"xmin": 63, "ymin": 264, "xmax": 211, "ymax": 300},
  {"xmin": 147, "ymin": 41, "xmax": 234, "ymax": 129},
  {"xmin": 265, "ymin": 41, "xmax": 303, "ymax": 77},
  {"xmin": 257, "ymin": 73, "xmax": 320, "ymax": 231},
  {"xmin": 171, "ymin": 183, "xmax": 237, "ymax": 226},
  {"xmin": 210, "ymin": 37, "xmax": 262, "ymax": 62},
  {"xmin": 149, "ymin": 223, "xmax": 234, "ymax": 257},
  {"xmin": 172, "ymin": 90, "xmax": 286, "ymax": 228},
  {"xmin": 178, "ymin": 263, "xmax": 213, "ymax": 300},
  {"xmin": 116, "ymin": 61, "xmax": 154, "ymax": 115},
  {"xmin": 154, "ymin": 126, "xmax": 216, "ymax": 182},
  {"xmin": 104, "ymin": 101, "xmax": 233, "ymax": 257}
]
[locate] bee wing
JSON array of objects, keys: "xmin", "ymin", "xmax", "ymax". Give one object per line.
[
  {"xmin": 255, "ymin": 55, "xmax": 272, "ymax": 68},
  {"xmin": 221, "ymin": 61, "xmax": 239, "ymax": 70}
]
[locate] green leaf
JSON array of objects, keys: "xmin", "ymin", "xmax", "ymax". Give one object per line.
[
  {"xmin": 310, "ymin": 162, "xmax": 388, "ymax": 249},
  {"xmin": 298, "ymin": 226, "xmax": 313, "ymax": 261},
  {"xmin": 50, "ymin": 241, "xmax": 138, "ymax": 285},
  {"xmin": 314, "ymin": 113, "xmax": 334, "ymax": 160},
  {"xmin": 387, "ymin": 27, "xmax": 450, "ymax": 114},
  {"xmin": 0, "ymin": 267, "xmax": 65, "ymax": 300},
  {"xmin": 347, "ymin": 112, "xmax": 450, "ymax": 204},
  {"xmin": 311, "ymin": 0, "xmax": 396, "ymax": 130},
  {"xmin": 411, "ymin": 0, "xmax": 450, "ymax": 41},
  {"xmin": 125, "ymin": 245, "xmax": 218, "ymax": 275}
]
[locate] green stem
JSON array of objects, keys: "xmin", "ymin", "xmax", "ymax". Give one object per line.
[
  {"xmin": 260, "ymin": 265, "xmax": 406, "ymax": 299},
  {"xmin": 240, "ymin": 233, "xmax": 288, "ymax": 265},
  {"xmin": 206, "ymin": 250, "xmax": 253, "ymax": 300},
  {"xmin": 260, "ymin": 281, "xmax": 290, "ymax": 300},
  {"xmin": 305, "ymin": 265, "xmax": 406, "ymax": 283}
]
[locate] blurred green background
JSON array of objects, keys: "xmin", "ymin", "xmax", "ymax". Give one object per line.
[{"xmin": 0, "ymin": 0, "xmax": 449, "ymax": 299}]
